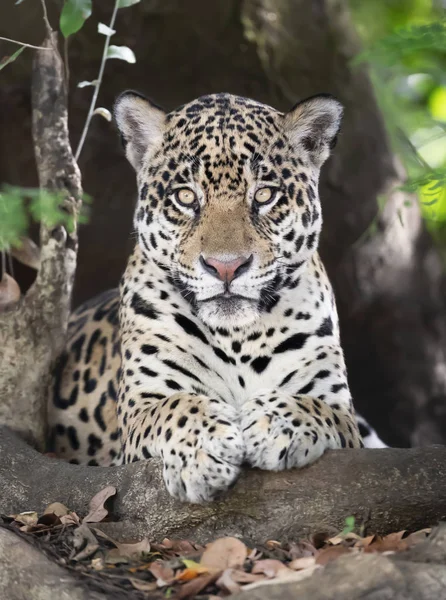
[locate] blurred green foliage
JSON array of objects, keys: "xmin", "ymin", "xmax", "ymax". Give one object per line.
[
  {"xmin": 350, "ymin": 0, "xmax": 446, "ymax": 251},
  {"xmin": 0, "ymin": 186, "xmax": 90, "ymax": 251}
]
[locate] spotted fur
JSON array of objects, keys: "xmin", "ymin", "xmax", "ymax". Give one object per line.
[{"xmin": 49, "ymin": 92, "xmax": 386, "ymax": 503}]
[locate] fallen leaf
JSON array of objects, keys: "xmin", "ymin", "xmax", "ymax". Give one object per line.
[
  {"xmin": 104, "ymin": 549, "xmax": 130, "ymax": 565},
  {"xmin": 91, "ymin": 557, "xmax": 105, "ymax": 571},
  {"xmin": 315, "ymin": 545, "xmax": 351, "ymax": 565},
  {"xmin": 353, "ymin": 534, "xmax": 376, "ymax": 549},
  {"xmin": 149, "ymin": 560, "xmax": 175, "ymax": 586},
  {"xmin": 83, "ymin": 485, "xmax": 116, "ymax": 523},
  {"xmin": 71, "ymin": 524, "xmax": 99, "ymax": 562},
  {"xmin": 129, "ymin": 578, "xmax": 159, "ymax": 592},
  {"xmin": 201, "ymin": 537, "xmax": 247, "ymax": 570},
  {"xmin": 60, "ymin": 512, "xmax": 81, "ymax": 526},
  {"xmin": 217, "ymin": 568, "xmax": 265, "ymax": 592},
  {"xmin": 216, "ymin": 568, "xmax": 242, "ymax": 593},
  {"xmin": 44, "ymin": 502, "xmax": 69, "ymax": 517},
  {"xmin": 176, "ymin": 566, "xmax": 210, "ymax": 582},
  {"xmin": 0, "ymin": 273, "xmax": 20, "ymax": 311},
  {"xmin": 405, "ymin": 528, "xmax": 431, "ymax": 547},
  {"xmin": 365, "ymin": 531, "xmax": 408, "ymax": 554},
  {"xmin": 242, "ymin": 567, "xmax": 319, "ymax": 591},
  {"xmin": 252, "ymin": 559, "xmax": 291, "ymax": 578},
  {"xmin": 328, "ymin": 532, "xmax": 362, "ymax": 546},
  {"xmin": 265, "ymin": 540, "xmax": 281, "ymax": 550},
  {"xmin": 153, "ymin": 538, "xmax": 202, "ymax": 556},
  {"xmin": 288, "ymin": 556, "xmax": 317, "ymax": 570},
  {"xmin": 114, "ymin": 538, "xmax": 151, "ymax": 558},
  {"xmin": 10, "ymin": 511, "xmax": 38, "ymax": 527},
  {"xmin": 37, "ymin": 513, "xmax": 62, "ymax": 528},
  {"xmin": 174, "ymin": 572, "xmax": 220, "ymax": 599},
  {"xmin": 288, "ymin": 540, "xmax": 318, "ymax": 559}
]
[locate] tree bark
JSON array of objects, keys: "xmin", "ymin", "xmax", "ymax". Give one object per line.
[
  {"xmin": 1, "ymin": 426, "xmax": 445, "ymax": 544},
  {"xmin": 0, "ymin": 31, "xmax": 82, "ymax": 449}
]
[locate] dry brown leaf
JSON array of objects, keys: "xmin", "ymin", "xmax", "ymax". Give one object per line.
[
  {"xmin": 288, "ymin": 540, "xmax": 318, "ymax": 559},
  {"xmin": 289, "ymin": 556, "xmax": 317, "ymax": 570},
  {"xmin": 216, "ymin": 569, "xmax": 242, "ymax": 593},
  {"xmin": 71, "ymin": 524, "xmax": 99, "ymax": 561},
  {"xmin": 149, "ymin": 560, "xmax": 175, "ymax": 586},
  {"xmin": 328, "ymin": 532, "xmax": 362, "ymax": 546},
  {"xmin": 353, "ymin": 535, "xmax": 376, "ymax": 549},
  {"xmin": 91, "ymin": 557, "xmax": 105, "ymax": 571},
  {"xmin": 252, "ymin": 559, "xmax": 291, "ymax": 578},
  {"xmin": 405, "ymin": 528, "xmax": 431, "ymax": 547},
  {"xmin": 153, "ymin": 538, "xmax": 203, "ymax": 557},
  {"xmin": 73, "ymin": 541, "xmax": 99, "ymax": 562},
  {"xmin": 114, "ymin": 538, "xmax": 151, "ymax": 558},
  {"xmin": 10, "ymin": 511, "xmax": 38, "ymax": 527},
  {"xmin": 364, "ymin": 531, "xmax": 408, "ymax": 554},
  {"xmin": 230, "ymin": 570, "xmax": 266, "ymax": 584},
  {"xmin": 201, "ymin": 537, "xmax": 247, "ymax": 570},
  {"xmin": 11, "ymin": 237, "xmax": 41, "ymax": 269},
  {"xmin": 60, "ymin": 512, "xmax": 81, "ymax": 526},
  {"xmin": 129, "ymin": 578, "xmax": 159, "ymax": 592},
  {"xmin": 44, "ymin": 502, "xmax": 69, "ymax": 517},
  {"xmin": 242, "ymin": 567, "xmax": 319, "ymax": 591},
  {"xmin": 0, "ymin": 273, "xmax": 20, "ymax": 311},
  {"xmin": 104, "ymin": 550, "xmax": 129, "ymax": 564},
  {"xmin": 174, "ymin": 572, "xmax": 220, "ymax": 600},
  {"xmin": 315, "ymin": 545, "xmax": 351, "ymax": 565},
  {"xmin": 36, "ymin": 513, "xmax": 62, "ymax": 528},
  {"xmin": 83, "ymin": 485, "xmax": 116, "ymax": 523}
]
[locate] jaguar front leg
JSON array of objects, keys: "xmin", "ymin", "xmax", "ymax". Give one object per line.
[
  {"xmin": 240, "ymin": 391, "xmax": 362, "ymax": 471},
  {"xmin": 121, "ymin": 393, "xmax": 245, "ymax": 503}
]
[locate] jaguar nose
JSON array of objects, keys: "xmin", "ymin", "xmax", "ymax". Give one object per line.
[{"xmin": 200, "ymin": 254, "xmax": 253, "ymax": 283}]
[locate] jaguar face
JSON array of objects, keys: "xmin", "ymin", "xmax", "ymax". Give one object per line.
[{"xmin": 115, "ymin": 92, "xmax": 342, "ymax": 328}]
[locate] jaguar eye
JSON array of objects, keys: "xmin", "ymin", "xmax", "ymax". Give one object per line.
[
  {"xmin": 254, "ymin": 187, "xmax": 275, "ymax": 205},
  {"xmin": 175, "ymin": 188, "xmax": 197, "ymax": 207}
]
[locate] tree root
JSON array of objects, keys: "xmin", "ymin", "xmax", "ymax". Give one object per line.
[{"xmin": 1, "ymin": 426, "xmax": 445, "ymax": 544}]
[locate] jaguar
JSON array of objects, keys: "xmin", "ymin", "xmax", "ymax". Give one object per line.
[{"xmin": 49, "ymin": 91, "xmax": 386, "ymax": 503}]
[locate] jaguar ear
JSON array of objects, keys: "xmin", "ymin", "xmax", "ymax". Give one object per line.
[
  {"xmin": 284, "ymin": 94, "xmax": 343, "ymax": 168},
  {"xmin": 114, "ymin": 91, "xmax": 166, "ymax": 171}
]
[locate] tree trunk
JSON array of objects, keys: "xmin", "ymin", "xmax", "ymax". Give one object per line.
[
  {"xmin": 0, "ymin": 31, "xmax": 82, "ymax": 449},
  {"xmin": 0, "ymin": 0, "xmax": 445, "ymax": 447}
]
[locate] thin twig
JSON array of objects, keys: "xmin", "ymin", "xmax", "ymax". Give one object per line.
[
  {"xmin": 75, "ymin": 0, "xmax": 120, "ymax": 162},
  {"xmin": 39, "ymin": 0, "xmax": 52, "ymax": 35},
  {"xmin": 63, "ymin": 37, "xmax": 70, "ymax": 87},
  {"xmin": 0, "ymin": 36, "xmax": 51, "ymax": 51}
]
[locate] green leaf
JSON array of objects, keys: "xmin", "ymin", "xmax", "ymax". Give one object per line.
[
  {"xmin": 0, "ymin": 46, "xmax": 26, "ymax": 71},
  {"xmin": 181, "ymin": 559, "xmax": 202, "ymax": 568},
  {"xmin": 0, "ymin": 190, "xmax": 29, "ymax": 250},
  {"xmin": 106, "ymin": 45, "xmax": 136, "ymax": 63},
  {"xmin": 118, "ymin": 0, "xmax": 141, "ymax": 8},
  {"xmin": 341, "ymin": 516, "xmax": 355, "ymax": 536},
  {"xmin": 60, "ymin": 0, "xmax": 92, "ymax": 39},
  {"xmin": 98, "ymin": 22, "xmax": 116, "ymax": 37},
  {"xmin": 355, "ymin": 22, "xmax": 446, "ymax": 67}
]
